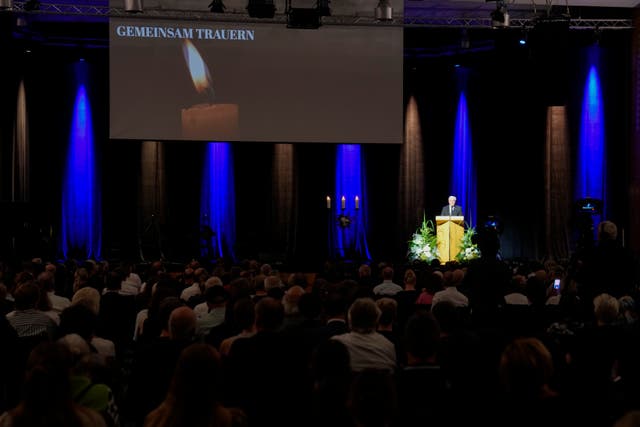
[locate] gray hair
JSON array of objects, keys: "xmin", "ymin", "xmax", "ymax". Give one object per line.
[{"xmin": 348, "ymin": 297, "xmax": 381, "ymax": 334}]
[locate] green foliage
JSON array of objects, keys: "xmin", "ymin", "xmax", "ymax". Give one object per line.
[
  {"xmin": 408, "ymin": 215, "xmax": 439, "ymax": 263},
  {"xmin": 455, "ymin": 226, "xmax": 481, "ymax": 262}
]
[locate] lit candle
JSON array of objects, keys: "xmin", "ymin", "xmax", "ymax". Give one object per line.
[
  {"xmin": 341, "ymin": 196, "xmax": 345, "ymax": 210},
  {"xmin": 181, "ymin": 40, "xmax": 239, "ymax": 140},
  {"xmin": 355, "ymin": 195, "xmax": 359, "ymax": 209},
  {"xmin": 326, "ymin": 196, "xmax": 331, "ymax": 209}
]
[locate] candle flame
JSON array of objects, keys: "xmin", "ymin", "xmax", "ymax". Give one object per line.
[{"xmin": 182, "ymin": 39, "xmax": 215, "ymax": 101}]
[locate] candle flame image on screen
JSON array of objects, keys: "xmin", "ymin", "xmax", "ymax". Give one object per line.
[{"xmin": 182, "ymin": 39, "xmax": 215, "ymax": 102}]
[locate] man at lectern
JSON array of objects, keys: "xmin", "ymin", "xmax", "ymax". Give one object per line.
[{"xmin": 441, "ymin": 195, "xmax": 462, "ymax": 217}]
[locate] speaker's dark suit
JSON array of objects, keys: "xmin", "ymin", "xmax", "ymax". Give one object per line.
[{"xmin": 440, "ymin": 205, "xmax": 462, "ymax": 216}]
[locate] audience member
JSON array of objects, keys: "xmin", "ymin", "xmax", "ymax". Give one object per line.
[
  {"xmin": 0, "ymin": 341, "xmax": 106, "ymax": 427},
  {"xmin": 332, "ymin": 297, "xmax": 396, "ymax": 373},
  {"xmin": 143, "ymin": 343, "xmax": 246, "ymax": 427},
  {"xmin": 373, "ymin": 267, "xmax": 402, "ymax": 297}
]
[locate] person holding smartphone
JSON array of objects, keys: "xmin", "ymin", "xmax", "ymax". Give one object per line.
[{"xmin": 545, "ymin": 278, "xmax": 562, "ymax": 305}]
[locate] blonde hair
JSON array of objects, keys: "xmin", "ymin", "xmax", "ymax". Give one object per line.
[
  {"xmin": 593, "ymin": 293, "xmax": 620, "ymax": 325},
  {"xmin": 404, "ymin": 269, "xmax": 417, "ymax": 285},
  {"xmin": 71, "ymin": 287, "xmax": 101, "ymax": 315}
]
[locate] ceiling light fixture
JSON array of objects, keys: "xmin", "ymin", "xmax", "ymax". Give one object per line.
[
  {"xmin": 124, "ymin": 0, "xmax": 143, "ymax": 13},
  {"xmin": 375, "ymin": 0, "xmax": 392, "ymax": 21},
  {"xmin": 489, "ymin": 0, "xmax": 509, "ymax": 28}
]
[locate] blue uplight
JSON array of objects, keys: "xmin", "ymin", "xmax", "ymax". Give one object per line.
[
  {"xmin": 577, "ymin": 50, "xmax": 605, "ymax": 227},
  {"xmin": 60, "ymin": 61, "xmax": 101, "ymax": 260},
  {"xmin": 332, "ymin": 144, "xmax": 371, "ymax": 261},
  {"xmin": 451, "ymin": 83, "xmax": 477, "ymax": 227},
  {"xmin": 200, "ymin": 142, "xmax": 236, "ymax": 262}
]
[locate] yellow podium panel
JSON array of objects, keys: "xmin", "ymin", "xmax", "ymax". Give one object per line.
[{"xmin": 436, "ymin": 216, "xmax": 464, "ymax": 263}]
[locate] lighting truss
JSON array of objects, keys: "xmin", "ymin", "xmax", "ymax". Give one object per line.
[{"xmin": 6, "ymin": 1, "xmax": 634, "ymax": 30}]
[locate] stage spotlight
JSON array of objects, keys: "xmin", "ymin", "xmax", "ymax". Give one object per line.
[
  {"xmin": 247, "ymin": 0, "xmax": 276, "ymax": 18},
  {"xmin": 287, "ymin": 7, "xmax": 320, "ymax": 29},
  {"xmin": 317, "ymin": 0, "xmax": 330, "ymax": 16},
  {"xmin": 489, "ymin": 0, "xmax": 509, "ymax": 28},
  {"xmin": 0, "ymin": 0, "xmax": 13, "ymax": 10},
  {"xmin": 124, "ymin": 0, "xmax": 143, "ymax": 12},
  {"xmin": 209, "ymin": 0, "xmax": 226, "ymax": 13},
  {"xmin": 375, "ymin": 0, "xmax": 392, "ymax": 21},
  {"xmin": 23, "ymin": 0, "xmax": 40, "ymax": 11}
]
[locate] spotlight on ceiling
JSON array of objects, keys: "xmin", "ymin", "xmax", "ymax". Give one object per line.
[
  {"xmin": 23, "ymin": 0, "xmax": 40, "ymax": 11},
  {"xmin": 287, "ymin": 8, "xmax": 320, "ymax": 29},
  {"xmin": 317, "ymin": 0, "xmax": 330, "ymax": 17},
  {"xmin": 209, "ymin": 0, "xmax": 226, "ymax": 13},
  {"xmin": 489, "ymin": 0, "xmax": 509, "ymax": 28},
  {"xmin": 0, "ymin": 0, "xmax": 13, "ymax": 10},
  {"xmin": 375, "ymin": 0, "xmax": 392, "ymax": 21},
  {"xmin": 247, "ymin": 0, "xmax": 276, "ymax": 18},
  {"xmin": 286, "ymin": 0, "xmax": 324, "ymax": 29},
  {"xmin": 124, "ymin": 0, "xmax": 143, "ymax": 13}
]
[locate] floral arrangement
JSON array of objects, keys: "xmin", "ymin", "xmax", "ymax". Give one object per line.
[
  {"xmin": 408, "ymin": 216, "xmax": 439, "ymax": 263},
  {"xmin": 455, "ymin": 226, "xmax": 481, "ymax": 262}
]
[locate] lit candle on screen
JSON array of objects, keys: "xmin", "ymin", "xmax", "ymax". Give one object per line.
[
  {"xmin": 326, "ymin": 196, "xmax": 331, "ymax": 209},
  {"xmin": 355, "ymin": 195, "xmax": 359, "ymax": 209},
  {"xmin": 341, "ymin": 196, "xmax": 345, "ymax": 210},
  {"xmin": 181, "ymin": 39, "xmax": 238, "ymax": 140}
]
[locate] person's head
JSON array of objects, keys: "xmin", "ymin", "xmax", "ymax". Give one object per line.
[
  {"xmin": 448, "ymin": 195, "xmax": 457, "ymax": 206},
  {"xmin": 376, "ymin": 297, "xmax": 397, "ymax": 329},
  {"xmin": 57, "ymin": 333, "xmax": 92, "ymax": 373},
  {"xmin": 283, "ymin": 285, "xmax": 305, "ymax": 316},
  {"xmin": 255, "ymin": 297, "xmax": 284, "ymax": 332},
  {"xmin": 203, "ymin": 276, "xmax": 223, "ymax": 290},
  {"xmin": 168, "ymin": 306, "xmax": 197, "ymax": 340},
  {"xmin": 597, "ymin": 220, "xmax": 618, "ymax": 241},
  {"xmin": 403, "ymin": 269, "xmax": 417, "ymax": 289},
  {"xmin": 166, "ymin": 343, "xmax": 225, "ymax": 413},
  {"xmin": 431, "ymin": 300, "xmax": 462, "ymax": 334},
  {"xmin": 71, "ymin": 286, "xmax": 101, "ymax": 315},
  {"xmin": 499, "ymin": 337, "xmax": 555, "ymax": 398},
  {"xmin": 381, "ymin": 266, "xmax": 394, "ymax": 281},
  {"xmin": 13, "ymin": 282, "xmax": 40, "ymax": 310},
  {"xmin": 260, "ymin": 263, "xmax": 273, "ymax": 276},
  {"xmin": 404, "ymin": 310, "xmax": 441, "ymax": 364},
  {"xmin": 37, "ymin": 271, "xmax": 55, "ymax": 292},
  {"xmin": 21, "ymin": 341, "xmax": 74, "ymax": 413},
  {"xmin": 59, "ymin": 303, "xmax": 98, "ymax": 341},
  {"xmin": 348, "ymin": 297, "xmax": 381, "ymax": 334},
  {"xmin": 443, "ymin": 269, "xmax": 464, "ymax": 288},
  {"xmin": 159, "ymin": 297, "xmax": 185, "ymax": 334},
  {"xmin": 182, "ymin": 268, "xmax": 195, "ymax": 285},
  {"xmin": 358, "ymin": 264, "xmax": 372, "ymax": 278},
  {"xmin": 593, "ymin": 293, "xmax": 620, "ymax": 325},
  {"xmin": 232, "ymin": 297, "xmax": 255, "ymax": 332}
]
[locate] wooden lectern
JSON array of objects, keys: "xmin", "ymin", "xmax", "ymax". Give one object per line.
[{"xmin": 436, "ymin": 216, "xmax": 464, "ymax": 263}]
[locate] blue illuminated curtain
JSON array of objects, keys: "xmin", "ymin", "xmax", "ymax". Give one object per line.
[
  {"xmin": 450, "ymin": 82, "xmax": 477, "ymax": 228},
  {"xmin": 60, "ymin": 61, "xmax": 101, "ymax": 260},
  {"xmin": 331, "ymin": 144, "xmax": 371, "ymax": 261},
  {"xmin": 577, "ymin": 48, "xmax": 605, "ymax": 229},
  {"xmin": 200, "ymin": 142, "xmax": 236, "ymax": 261}
]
